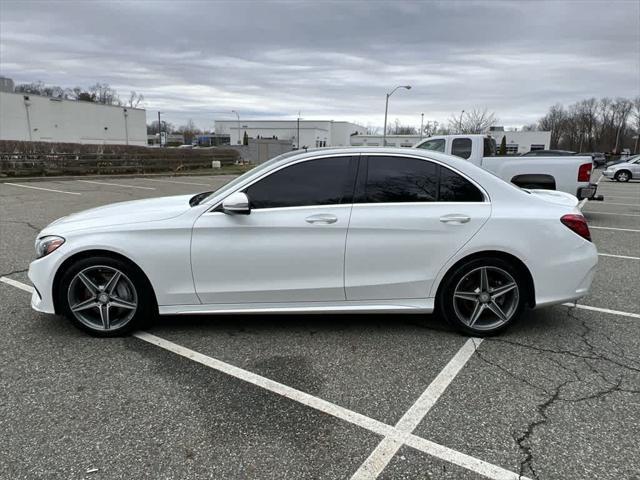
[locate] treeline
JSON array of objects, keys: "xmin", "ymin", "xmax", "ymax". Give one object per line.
[
  {"xmin": 538, "ymin": 97, "xmax": 640, "ymax": 153},
  {"xmin": 13, "ymin": 81, "xmax": 144, "ymax": 108}
]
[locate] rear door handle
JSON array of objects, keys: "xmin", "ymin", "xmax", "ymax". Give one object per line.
[
  {"xmin": 439, "ymin": 214, "xmax": 471, "ymax": 224},
  {"xmin": 305, "ymin": 213, "xmax": 338, "ymax": 225}
]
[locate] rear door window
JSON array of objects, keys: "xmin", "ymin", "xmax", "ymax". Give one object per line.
[{"xmin": 451, "ymin": 138, "xmax": 473, "ymax": 159}]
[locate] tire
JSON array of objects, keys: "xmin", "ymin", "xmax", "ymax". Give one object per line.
[
  {"xmin": 437, "ymin": 257, "xmax": 526, "ymax": 336},
  {"xmin": 615, "ymin": 170, "xmax": 631, "ymax": 182},
  {"xmin": 58, "ymin": 256, "xmax": 156, "ymax": 336}
]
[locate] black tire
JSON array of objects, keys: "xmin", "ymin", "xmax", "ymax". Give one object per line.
[
  {"xmin": 615, "ymin": 170, "xmax": 631, "ymax": 182},
  {"xmin": 58, "ymin": 256, "xmax": 156, "ymax": 336},
  {"xmin": 437, "ymin": 257, "xmax": 526, "ymax": 336}
]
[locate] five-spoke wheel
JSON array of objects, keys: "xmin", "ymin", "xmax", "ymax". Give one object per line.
[
  {"xmin": 439, "ymin": 257, "xmax": 525, "ymax": 335},
  {"xmin": 59, "ymin": 256, "xmax": 154, "ymax": 336}
]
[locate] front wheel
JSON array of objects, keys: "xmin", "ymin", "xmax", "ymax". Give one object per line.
[
  {"xmin": 59, "ymin": 256, "xmax": 155, "ymax": 336},
  {"xmin": 438, "ymin": 257, "xmax": 525, "ymax": 336},
  {"xmin": 615, "ymin": 170, "xmax": 631, "ymax": 182}
]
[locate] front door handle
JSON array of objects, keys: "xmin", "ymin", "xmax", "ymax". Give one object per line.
[
  {"xmin": 440, "ymin": 214, "xmax": 471, "ymax": 224},
  {"xmin": 305, "ymin": 214, "xmax": 338, "ymax": 225}
]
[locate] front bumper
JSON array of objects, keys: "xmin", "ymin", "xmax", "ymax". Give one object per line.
[
  {"xmin": 602, "ymin": 170, "xmax": 614, "ymax": 178},
  {"xmin": 28, "ymin": 253, "xmax": 61, "ymax": 314}
]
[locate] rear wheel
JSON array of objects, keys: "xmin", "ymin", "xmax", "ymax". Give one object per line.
[
  {"xmin": 59, "ymin": 256, "xmax": 155, "ymax": 336},
  {"xmin": 615, "ymin": 170, "xmax": 631, "ymax": 182},
  {"xmin": 438, "ymin": 257, "xmax": 525, "ymax": 336}
]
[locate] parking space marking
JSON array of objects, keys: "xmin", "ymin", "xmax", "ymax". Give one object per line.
[
  {"xmin": 590, "ymin": 226, "xmax": 640, "ymax": 232},
  {"xmin": 583, "ymin": 211, "xmax": 640, "ymax": 217},
  {"xmin": 3, "ymin": 182, "xmax": 82, "ymax": 195},
  {"xmin": 133, "ymin": 332, "xmax": 525, "ymax": 480},
  {"xmin": 604, "ymin": 196, "xmax": 640, "ymax": 201},
  {"xmin": 0, "ymin": 276, "xmax": 34, "ymax": 293},
  {"xmin": 141, "ymin": 178, "xmax": 213, "ymax": 187},
  {"xmin": 598, "ymin": 253, "xmax": 640, "ymax": 260},
  {"xmin": 594, "ymin": 202, "xmax": 640, "ymax": 207},
  {"xmin": 563, "ymin": 303, "xmax": 640, "ymax": 319},
  {"xmin": 76, "ymin": 180, "xmax": 156, "ymax": 190},
  {"xmin": 351, "ymin": 338, "xmax": 482, "ymax": 479}
]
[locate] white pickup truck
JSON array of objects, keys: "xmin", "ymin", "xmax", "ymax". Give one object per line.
[{"xmin": 414, "ymin": 135, "xmax": 602, "ymax": 200}]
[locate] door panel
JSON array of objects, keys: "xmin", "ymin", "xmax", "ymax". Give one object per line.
[
  {"xmin": 345, "ymin": 203, "xmax": 490, "ymax": 300},
  {"xmin": 192, "ymin": 206, "xmax": 352, "ymax": 303}
]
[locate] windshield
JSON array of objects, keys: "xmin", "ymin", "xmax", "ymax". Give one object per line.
[{"xmin": 190, "ymin": 150, "xmax": 301, "ymax": 206}]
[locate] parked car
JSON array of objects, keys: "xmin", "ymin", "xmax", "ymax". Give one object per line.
[
  {"xmin": 603, "ymin": 155, "xmax": 640, "ymax": 182},
  {"xmin": 580, "ymin": 152, "xmax": 606, "ymax": 168},
  {"xmin": 414, "ymin": 135, "xmax": 600, "ymax": 200},
  {"xmin": 521, "ymin": 149, "xmax": 576, "ymax": 156},
  {"xmin": 29, "ymin": 147, "xmax": 597, "ymax": 337},
  {"xmin": 605, "ymin": 154, "xmax": 639, "ymax": 168}
]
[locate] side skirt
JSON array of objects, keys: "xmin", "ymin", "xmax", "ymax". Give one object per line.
[{"xmin": 159, "ymin": 298, "xmax": 435, "ymax": 316}]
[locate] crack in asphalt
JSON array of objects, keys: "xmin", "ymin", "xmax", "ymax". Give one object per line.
[
  {"xmin": 0, "ymin": 220, "xmax": 42, "ymax": 232},
  {"xmin": 0, "ymin": 267, "xmax": 29, "ymax": 278},
  {"xmin": 473, "ymin": 307, "xmax": 640, "ymax": 480}
]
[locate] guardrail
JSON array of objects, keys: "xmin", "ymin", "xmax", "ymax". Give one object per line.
[{"xmin": 0, "ymin": 151, "xmax": 240, "ymax": 177}]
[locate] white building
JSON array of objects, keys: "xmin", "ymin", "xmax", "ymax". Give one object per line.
[
  {"xmin": 350, "ymin": 134, "xmax": 423, "ymax": 147},
  {"xmin": 0, "ymin": 91, "xmax": 147, "ymax": 146},
  {"xmin": 487, "ymin": 128, "xmax": 550, "ymax": 154},
  {"xmin": 214, "ymin": 119, "xmax": 366, "ymax": 148}
]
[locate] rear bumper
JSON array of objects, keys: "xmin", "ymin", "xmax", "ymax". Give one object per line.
[
  {"xmin": 577, "ymin": 183, "xmax": 599, "ymax": 200},
  {"xmin": 533, "ymin": 240, "xmax": 598, "ymax": 308}
]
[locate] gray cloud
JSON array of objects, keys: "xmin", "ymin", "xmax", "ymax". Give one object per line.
[{"xmin": 1, "ymin": 0, "xmax": 638, "ymax": 129}]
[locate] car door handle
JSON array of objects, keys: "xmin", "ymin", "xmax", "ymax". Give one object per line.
[
  {"xmin": 439, "ymin": 214, "xmax": 471, "ymax": 224},
  {"xmin": 305, "ymin": 214, "xmax": 338, "ymax": 224}
]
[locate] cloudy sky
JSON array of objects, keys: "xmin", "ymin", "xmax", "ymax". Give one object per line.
[{"xmin": 1, "ymin": 0, "xmax": 638, "ymax": 131}]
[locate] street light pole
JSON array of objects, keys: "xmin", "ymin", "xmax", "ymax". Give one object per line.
[
  {"xmin": 383, "ymin": 85, "xmax": 411, "ymax": 146},
  {"xmin": 420, "ymin": 113, "xmax": 424, "ymax": 139},
  {"xmin": 232, "ymin": 110, "xmax": 240, "ymax": 145},
  {"xmin": 458, "ymin": 110, "xmax": 465, "ymax": 134}
]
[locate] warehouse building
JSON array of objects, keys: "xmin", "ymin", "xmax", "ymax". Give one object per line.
[
  {"xmin": 214, "ymin": 119, "xmax": 367, "ymax": 148},
  {"xmin": 0, "ymin": 90, "xmax": 147, "ymax": 146}
]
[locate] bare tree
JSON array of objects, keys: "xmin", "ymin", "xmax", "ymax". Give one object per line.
[
  {"xmin": 177, "ymin": 119, "xmax": 201, "ymax": 144},
  {"xmin": 449, "ymin": 108, "xmax": 496, "ymax": 134},
  {"xmin": 89, "ymin": 83, "xmax": 121, "ymax": 105},
  {"xmin": 365, "ymin": 123, "xmax": 380, "ymax": 135},
  {"xmin": 126, "ymin": 91, "xmax": 144, "ymax": 108},
  {"xmin": 632, "ymin": 96, "xmax": 640, "ymax": 153},
  {"xmin": 538, "ymin": 104, "xmax": 567, "ymax": 149},
  {"xmin": 386, "ymin": 119, "xmax": 417, "ymax": 135}
]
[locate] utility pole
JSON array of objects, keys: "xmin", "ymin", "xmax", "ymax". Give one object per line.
[
  {"xmin": 232, "ymin": 110, "xmax": 240, "ymax": 144},
  {"xmin": 297, "ymin": 111, "xmax": 301, "ymax": 149},
  {"xmin": 420, "ymin": 113, "xmax": 424, "ymax": 139},
  {"xmin": 383, "ymin": 85, "xmax": 411, "ymax": 146},
  {"xmin": 158, "ymin": 111, "xmax": 162, "ymax": 147},
  {"xmin": 458, "ymin": 110, "xmax": 465, "ymax": 134}
]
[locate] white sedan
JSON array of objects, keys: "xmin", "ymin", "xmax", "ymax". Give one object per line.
[{"xmin": 28, "ymin": 148, "xmax": 598, "ymax": 336}]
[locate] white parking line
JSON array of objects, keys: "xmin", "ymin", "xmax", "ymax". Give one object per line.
[
  {"xmin": 142, "ymin": 178, "xmax": 212, "ymax": 187},
  {"xmin": 604, "ymin": 196, "xmax": 640, "ymax": 201},
  {"xmin": 583, "ymin": 211, "xmax": 640, "ymax": 217},
  {"xmin": 596, "ymin": 202, "xmax": 640, "ymax": 207},
  {"xmin": 134, "ymin": 332, "xmax": 525, "ymax": 480},
  {"xmin": 598, "ymin": 253, "xmax": 640, "ymax": 260},
  {"xmin": 76, "ymin": 180, "xmax": 156, "ymax": 190},
  {"xmin": 3, "ymin": 182, "xmax": 82, "ymax": 195},
  {"xmin": 0, "ymin": 276, "xmax": 34, "ymax": 293},
  {"xmin": 590, "ymin": 226, "xmax": 640, "ymax": 233},
  {"xmin": 351, "ymin": 338, "xmax": 482, "ymax": 479},
  {"xmin": 563, "ymin": 303, "xmax": 640, "ymax": 319}
]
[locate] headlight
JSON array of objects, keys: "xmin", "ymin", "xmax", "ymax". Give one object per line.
[{"xmin": 35, "ymin": 236, "xmax": 65, "ymax": 258}]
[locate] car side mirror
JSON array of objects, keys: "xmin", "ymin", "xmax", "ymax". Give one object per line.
[{"xmin": 222, "ymin": 192, "xmax": 250, "ymax": 215}]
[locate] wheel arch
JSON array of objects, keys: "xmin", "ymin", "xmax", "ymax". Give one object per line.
[
  {"xmin": 52, "ymin": 249, "xmax": 158, "ymax": 315},
  {"xmin": 434, "ymin": 250, "xmax": 536, "ymax": 308},
  {"xmin": 615, "ymin": 169, "xmax": 632, "ymax": 179}
]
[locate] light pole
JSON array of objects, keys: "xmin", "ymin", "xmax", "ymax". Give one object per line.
[
  {"xmin": 458, "ymin": 110, "xmax": 465, "ymax": 134},
  {"xmin": 420, "ymin": 113, "xmax": 424, "ymax": 139},
  {"xmin": 157, "ymin": 111, "xmax": 162, "ymax": 147},
  {"xmin": 231, "ymin": 110, "xmax": 241, "ymax": 144},
  {"xmin": 383, "ymin": 85, "xmax": 411, "ymax": 146},
  {"xmin": 123, "ymin": 108, "xmax": 129, "ymax": 146}
]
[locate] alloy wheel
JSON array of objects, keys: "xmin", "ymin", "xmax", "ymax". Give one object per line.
[
  {"xmin": 452, "ymin": 266, "xmax": 519, "ymax": 331},
  {"xmin": 67, "ymin": 265, "xmax": 138, "ymax": 331}
]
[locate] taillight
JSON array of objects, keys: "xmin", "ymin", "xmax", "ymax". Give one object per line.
[
  {"xmin": 578, "ymin": 162, "xmax": 592, "ymax": 182},
  {"xmin": 561, "ymin": 214, "xmax": 591, "ymax": 241}
]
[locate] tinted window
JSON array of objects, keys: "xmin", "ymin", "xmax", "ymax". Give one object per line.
[
  {"xmin": 451, "ymin": 138, "xmax": 472, "ymax": 159},
  {"xmin": 439, "ymin": 167, "xmax": 484, "ymax": 202},
  {"xmin": 364, "ymin": 156, "xmax": 438, "ymax": 203},
  {"xmin": 246, "ymin": 157, "xmax": 353, "ymax": 209},
  {"xmin": 417, "ymin": 139, "xmax": 445, "ymax": 152},
  {"xmin": 484, "ymin": 137, "xmax": 496, "ymax": 156}
]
